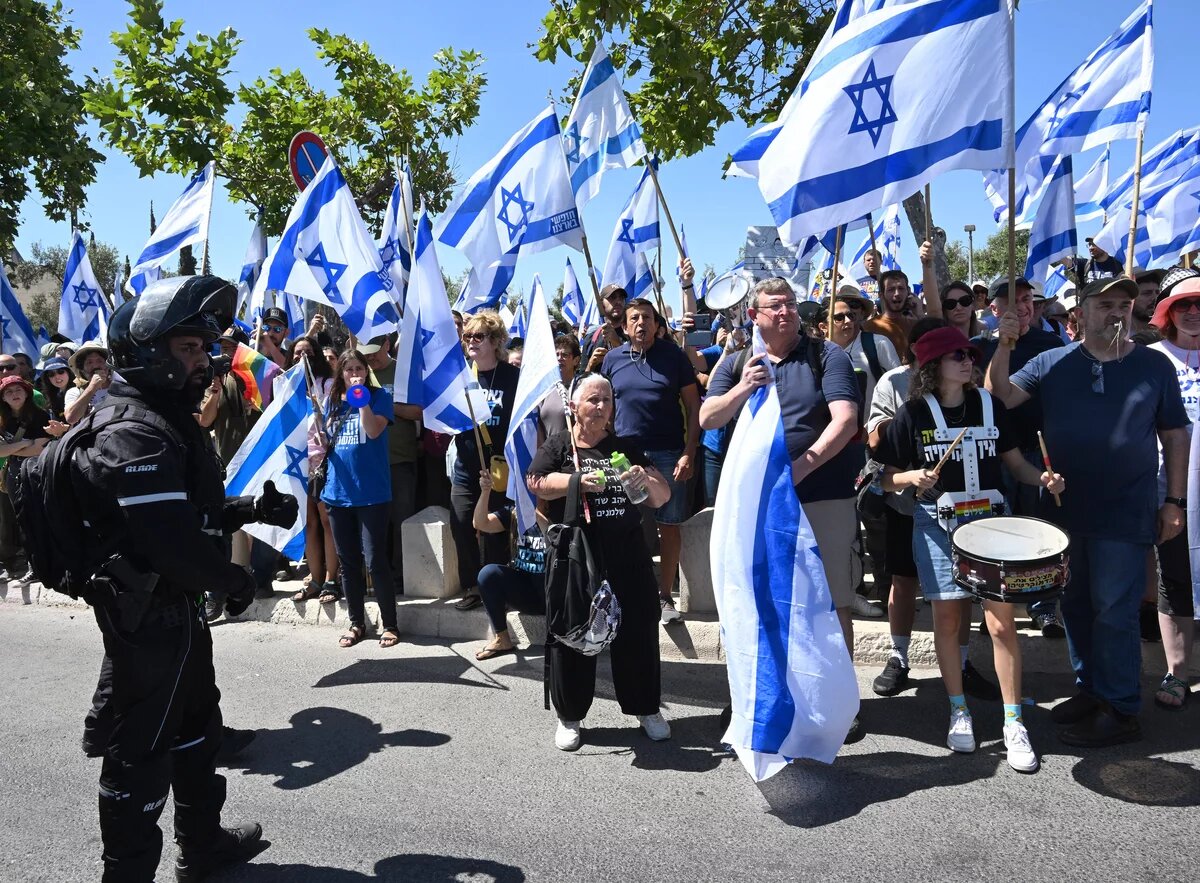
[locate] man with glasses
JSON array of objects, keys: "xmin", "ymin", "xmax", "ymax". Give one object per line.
[
  {"xmin": 256, "ymin": 306, "xmax": 291, "ymax": 368},
  {"xmin": 701, "ymin": 277, "xmax": 867, "ymax": 740},
  {"xmin": 987, "ymin": 276, "xmax": 1190, "ymax": 748}
]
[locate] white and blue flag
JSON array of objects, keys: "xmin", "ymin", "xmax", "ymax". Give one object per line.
[
  {"xmin": 379, "ymin": 163, "xmax": 415, "ymax": 306},
  {"xmin": 1102, "ymin": 126, "xmax": 1199, "ymax": 218},
  {"xmin": 507, "ymin": 287, "xmax": 528, "ymax": 340},
  {"xmin": 850, "ymin": 204, "xmax": 902, "ymax": 272},
  {"xmin": 1142, "ymin": 159, "xmax": 1200, "ymax": 266},
  {"xmin": 710, "ymin": 328, "xmax": 859, "ymax": 781},
  {"xmin": 128, "ymin": 161, "xmax": 215, "ymax": 295},
  {"xmin": 236, "ymin": 222, "xmax": 267, "ymax": 319},
  {"xmin": 256, "ymin": 155, "xmax": 400, "ymax": 340},
  {"xmin": 564, "ymin": 43, "xmax": 647, "ymax": 209},
  {"xmin": 1044, "ymin": 264, "xmax": 1075, "ymax": 301},
  {"xmin": 504, "ymin": 271, "xmax": 559, "ymax": 535},
  {"xmin": 1025, "ymin": 156, "xmax": 1077, "ymax": 285},
  {"xmin": 631, "ymin": 250, "xmax": 657, "ymax": 300},
  {"xmin": 436, "ymin": 105, "xmax": 583, "ymax": 301},
  {"xmin": 59, "ymin": 230, "xmax": 108, "ymax": 344},
  {"xmin": 0, "ymin": 262, "xmax": 39, "ymax": 358},
  {"xmin": 224, "ymin": 363, "xmax": 311, "ymax": 561},
  {"xmin": 561, "ymin": 258, "xmax": 586, "ymax": 326},
  {"xmin": 455, "ymin": 248, "xmax": 519, "ymax": 314},
  {"xmin": 1074, "ymin": 146, "xmax": 1110, "ymax": 223},
  {"xmin": 602, "ymin": 164, "xmax": 660, "ymax": 291},
  {"xmin": 985, "ymin": 1, "xmax": 1153, "ymax": 224},
  {"xmin": 394, "ymin": 210, "xmax": 490, "ymax": 434},
  {"xmin": 732, "ymin": 0, "xmax": 1013, "ymax": 245}
]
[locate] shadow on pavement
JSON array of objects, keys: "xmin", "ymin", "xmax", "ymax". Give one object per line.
[
  {"xmin": 313, "ymin": 656, "xmax": 508, "ymax": 691},
  {"xmin": 578, "ymin": 711, "xmax": 729, "ymax": 774},
  {"xmin": 223, "ymin": 852, "xmax": 525, "ymax": 881},
  {"xmin": 221, "ymin": 706, "xmax": 449, "ymax": 790}
]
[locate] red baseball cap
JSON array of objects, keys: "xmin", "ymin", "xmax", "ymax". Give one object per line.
[{"xmin": 912, "ymin": 326, "xmax": 982, "ymax": 368}]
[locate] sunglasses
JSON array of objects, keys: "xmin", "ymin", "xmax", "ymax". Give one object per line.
[
  {"xmin": 1169, "ymin": 299, "xmax": 1200, "ymax": 314},
  {"xmin": 942, "ymin": 293, "xmax": 974, "ymax": 310},
  {"xmin": 944, "ymin": 349, "xmax": 977, "ymax": 363},
  {"xmin": 830, "ymin": 313, "xmax": 855, "ymax": 323},
  {"xmin": 263, "ymin": 324, "xmax": 287, "ymax": 334},
  {"xmin": 46, "ymin": 368, "xmax": 68, "ymax": 376},
  {"xmin": 0, "ymin": 364, "xmax": 17, "ymax": 373},
  {"xmin": 462, "ymin": 332, "xmax": 491, "ymax": 342}
]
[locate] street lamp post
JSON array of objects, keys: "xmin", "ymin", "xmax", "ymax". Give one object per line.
[{"xmin": 964, "ymin": 224, "xmax": 976, "ymax": 282}]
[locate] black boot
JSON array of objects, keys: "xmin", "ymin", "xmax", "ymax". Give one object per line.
[{"xmin": 175, "ymin": 822, "xmax": 264, "ymax": 882}]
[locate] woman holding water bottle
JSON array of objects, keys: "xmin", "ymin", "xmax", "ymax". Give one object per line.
[{"xmin": 527, "ymin": 373, "xmax": 673, "ymax": 751}]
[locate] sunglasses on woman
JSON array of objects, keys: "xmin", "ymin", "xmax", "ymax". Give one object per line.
[
  {"xmin": 941, "ymin": 293, "xmax": 974, "ymax": 310},
  {"xmin": 1169, "ymin": 298, "xmax": 1200, "ymax": 314},
  {"xmin": 945, "ymin": 349, "xmax": 976, "ymax": 363},
  {"xmin": 462, "ymin": 332, "xmax": 491, "ymax": 342}
]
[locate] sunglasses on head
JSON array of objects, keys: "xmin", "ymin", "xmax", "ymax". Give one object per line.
[
  {"xmin": 942, "ymin": 293, "xmax": 974, "ymax": 310},
  {"xmin": 944, "ymin": 349, "xmax": 976, "ymax": 363}
]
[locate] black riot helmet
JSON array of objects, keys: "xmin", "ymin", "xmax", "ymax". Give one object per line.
[{"xmin": 108, "ymin": 275, "xmax": 236, "ymax": 392}]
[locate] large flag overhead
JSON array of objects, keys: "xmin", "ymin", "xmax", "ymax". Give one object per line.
[
  {"xmin": 394, "ymin": 210, "xmax": 490, "ymax": 434},
  {"xmin": 0, "ymin": 263, "xmax": 39, "ymax": 358},
  {"xmin": 1074, "ymin": 146, "xmax": 1111, "ymax": 223},
  {"xmin": 561, "ymin": 257, "xmax": 586, "ymax": 326},
  {"xmin": 504, "ymin": 273, "xmax": 559, "ymax": 534},
  {"xmin": 236, "ymin": 222, "xmax": 267, "ymax": 319},
  {"xmin": 1102, "ymin": 126, "xmax": 1199, "ymax": 218},
  {"xmin": 710, "ymin": 329, "xmax": 859, "ymax": 781},
  {"xmin": 436, "ymin": 105, "xmax": 583, "ymax": 296},
  {"xmin": 378, "ymin": 163, "xmax": 415, "ymax": 306},
  {"xmin": 985, "ymin": 1, "xmax": 1153, "ymax": 224},
  {"xmin": 1141, "ymin": 159, "xmax": 1200, "ymax": 267},
  {"xmin": 455, "ymin": 248, "xmax": 519, "ymax": 315},
  {"xmin": 256, "ymin": 155, "xmax": 400, "ymax": 340},
  {"xmin": 128, "ymin": 162, "xmax": 215, "ymax": 295},
  {"xmin": 1025, "ymin": 156, "xmax": 1077, "ymax": 285},
  {"xmin": 59, "ymin": 230, "xmax": 108, "ymax": 344},
  {"xmin": 732, "ymin": 0, "xmax": 1013, "ymax": 245},
  {"xmin": 224, "ymin": 363, "xmax": 310, "ymax": 561},
  {"xmin": 563, "ymin": 43, "xmax": 647, "ymax": 209},
  {"xmin": 631, "ymin": 250, "xmax": 657, "ymax": 300},
  {"xmin": 601, "ymin": 164, "xmax": 660, "ymax": 291}
]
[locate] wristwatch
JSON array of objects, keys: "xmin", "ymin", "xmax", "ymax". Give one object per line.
[{"xmin": 1165, "ymin": 496, "xmax": 1187, "ymax": 507}]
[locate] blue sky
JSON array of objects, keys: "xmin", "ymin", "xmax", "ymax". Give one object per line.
[{"xmin": 13, "ymin": 0, "xmax": 1183, "ymax": 316}]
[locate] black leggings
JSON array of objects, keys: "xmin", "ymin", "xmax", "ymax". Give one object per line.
[
  {"xmin": 449, "ymin": 482, "xmax": 510, "ymax": 592},
  {"xmin": 1157, "ymin": 516, "xmax": 1194, "ymax": 617},
  {"xmin": 477, "ymin": 563, "xmax": 544, "ymax": 633}
]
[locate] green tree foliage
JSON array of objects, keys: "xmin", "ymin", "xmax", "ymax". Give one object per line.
[
  {"xmin": 944, "ymin": 228, "xmax": 1030, "ymax": 285},
  {"xmin": 0, "ymin": 1, "xmax": 103, "ymax": 251},
  {"xmin": 85, "ymin": 0, "xmax": 487, "ymax": 235},
  {"xmin": 11, "ymin": 239, "xmax": 122, "ymax": 334},
  {"xmin": 535, "ymin": 0, "xmax": 835, "ymax": 159}
]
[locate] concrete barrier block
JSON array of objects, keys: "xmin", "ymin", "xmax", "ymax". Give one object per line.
[
  {"xmin": 402, "ymin": 506, "xmax": 459, "ymax": 599},
  {"xmin": 678, "ymin": 507, "xmax": 716, "ymax": 614},
  {"xmin": 507, "ymin": 611, "xmax": 546, "ymax": 649}
]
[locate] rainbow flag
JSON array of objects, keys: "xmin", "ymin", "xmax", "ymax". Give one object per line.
[{"xmin": 231, "ymin": 342, "xmax": 282, "ymax": 409}]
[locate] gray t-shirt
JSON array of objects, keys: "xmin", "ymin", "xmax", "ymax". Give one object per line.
[{"xmin": 866, "ymin": 364, "xmax": 915, "ymax": 516}]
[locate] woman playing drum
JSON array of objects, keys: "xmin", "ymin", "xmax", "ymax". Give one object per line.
[{"xmin": 876, "ymin": 327, "xmax": 1065, "ymax": 773}]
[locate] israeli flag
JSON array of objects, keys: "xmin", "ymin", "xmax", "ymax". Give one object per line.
[
  {"xmin": 1074, "ymin": 146, "xmax": 1110, "ymax": 223},
  {"xmin": 564, "ymin": 43, "xmax": 647, "ymax": 209},
  {"xmin": 256, "ymin": 155, "xmax": 400, "ymax": 340},
  {"xmin": 504, "ymin": 271, "xmax": 559, "ymax": 534},
  {"xmin": 1025, "ymin": 156, "xmax": 1077, "ymax": 285},
  {"xmin": 224, "ymin": 363, "xmax": 311, "ymax": 561},
  {"xmin": 507, "ymin": 286, "xmax": 529, "ymax": 340},
  {"xmin": 1143, "ymin": 159, "xmax": 1200, "ymax": 267},
  {"xmin": 1102, "ymin": 126, "xmax": 1199, "ymax": 218},
  {"xmin": 985, "ymin": 1, "xmax": 1153, "ymax": 224},
  {"xmin": 733, "ymin": 0, "xmax": 1013, "ymax": 245},
  {"xmin": 128, "ymin": 162, "xmax": 215, "ymax": 295},
  {"xmin": 601, "ymin": 164, "xmax": 660, "ymax": 291},
  {"xmin": 0, "ymin": 263, "xmax": 39, "ymax": 358},
  {"xmin": 455, "ymin": 248, "xmax": 519, "ymax": 315},
  {"xmin": 245, "ymin": 268, "xmax": 305, "ymax": 340},
  {"xmin": 394, "ymin": 209, "xmax": 490, "ymax": 434},
  {"xmin": 580, "ymin": 264, "xmax": 602, "ymax": 329},
  {"xmin": 1044, "ymin": 264, "xmax": 1075, "ymax": 301},
  {"xmin": 236, "ymin": 222, "xmax": 267, "ymax": 319},
  {"xmin": 436, "ymin": 105, "xmax": 583, "ymax": 296},
  {"xmin": 850, "ymin": 204, "xmax": 902, "ymax": 272},
  {"xmin": 36, "ymin": 326, "xmax": 52, "ymax": 355},
  {"xmin": 111, "ymin": 268, "xmax": 126, "ymax": 307},
  {"xmin": 379, "ymin": 163, "xmax": 414, "ymax": 306},
  {"xmin": 561, "ymin": 258, "xmax": 586, "ymax": 326},
  {"xmin": 59, "ymin": 230, "xmax": 108, "ymax": 344},
  {"xmin": 711, "ymin": 328, "xmax": 859, "ymax": 781},
  {"xmin": 631, "ymin": 250, "xmax": 657, "ymax": 300}
]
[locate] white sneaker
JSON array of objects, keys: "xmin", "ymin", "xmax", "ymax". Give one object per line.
[
  {"xmin": 659, "ymin": 597, "xmax": 682, "ymax": 625},
  {"xmin": 638, "ymin": 712, "xmax": 671, "ymax": 741},
  {"xmin": 555, "ymin": 719, "xmax": 582, "ymax": 752},
  {"xmin": 947, "ymin": 708, "xmax": 976, "ymax": 753},
  {"xmin": 1003, "ymin": 721, "xmax": 1039, "ymax": 773},
  {"xmin": 851, "ymin": 594, "xmax": 884, "ymax": 618}
]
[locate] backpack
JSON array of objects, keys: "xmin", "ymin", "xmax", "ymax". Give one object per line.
[
  {"xmin": 860, "ymin": 331, "xmax": 884, "ymax": 382},
  {"xmin": 543, "ymin": 472, "xmax": 620, "ymax": 658},
  {"xmin": 732, "ymin": 334, "xmax": 826, "ymax": 388},
  {"xmin": 10, "ymin": 397, "xmax": 185, "ymax": 602}
]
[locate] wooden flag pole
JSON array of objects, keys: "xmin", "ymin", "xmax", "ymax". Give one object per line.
[
  {"xmin": 1125, "ymin": 128, "xmax": 1147, "ymax": 277},
  {"xmin": 924, "ymin": 184, "xmax": 933, "ymax": 242},
  {"xmin": 828, "ymin": 225, "xmax": 844, "ymax": 331},
  {"xmin": 645, "ymin": 160, "xmax": 684, "ymax": 257},
  {"xmin": 866, "ymin": 211, "xmax": 880, "ymax": 284}
]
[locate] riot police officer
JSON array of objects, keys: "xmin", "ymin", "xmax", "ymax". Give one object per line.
[{"xmin": 69, "ymin": 276, "xmax": 297, "ymax": 881}]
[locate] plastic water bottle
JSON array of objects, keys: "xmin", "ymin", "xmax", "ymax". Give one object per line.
[{"xmin": 609, "ymin": 452, "xmax": 649, "ymax": 505}]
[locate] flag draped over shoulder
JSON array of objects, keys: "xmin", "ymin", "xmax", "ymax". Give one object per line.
[
  {"xmin": 129, "ymin": 162, "xmax": 215, "ymax": 295},
  {"xmin": 224, "ymin": 363, "xmax": 311, "ymax": 560},
  {"xmin": 59, "ymin": 230, "xmax": 108, "ymax": 344},
  {"xmin": 710, "ymin": 330, "xmax": 859, "ymax": 781},
  {"xmin": 734, "ymin": 0, "xmax": 1013, "ymax": 245},
  {"xmin": 0, "ymin": 263, "xmax": 39, "ymax": 358}
]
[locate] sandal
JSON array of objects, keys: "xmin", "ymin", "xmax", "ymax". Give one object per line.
[
  {"xmin": 1154, "ymin": 673, "xmax": 1190, "ymax": 710},
  {"xmin": 318, "ymin": 581, "xmax": 341, "ymax": 605},
  {"xmin": 339, "ymin": 625, "xmax": 365, "ymax": 648},
  {"xmin": 291, "ymin": 584, "xmax": 321, "ymax": 603},
  {"xmin": 379, "ymin": 629, "xmax": 401, "ymax": 649},
  {"xmin": 474, "ymin": 641, "xmax": 515, "ymax": 661}
]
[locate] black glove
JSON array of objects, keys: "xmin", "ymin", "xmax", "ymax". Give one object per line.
[
  {"xmin": 224, "ymin": 567, "xmax": 257, "ymax": 617},
  {"xmin": 254, "ymin": 480, "xmax": 299, "ymax": 529}
]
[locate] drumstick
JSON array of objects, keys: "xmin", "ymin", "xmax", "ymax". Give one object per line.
[
  {"xmin": 1037, "ymin": 430, "xmax": 1062, "ymax": 508},
  {"xmin": 932, "ymin": 427, "xmax": 971, "ymax": 476}
]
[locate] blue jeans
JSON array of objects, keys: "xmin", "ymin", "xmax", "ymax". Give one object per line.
[
  {"xmin": 328, "ymin": 502, "xmax": 396, "ymax": 633},
  {"xmin": 701, "ymin": 446, "xmax": 723, "ymax": 509},
  {"xmin": 1059, "ymin": 535, "xmax": 1149, "ymax": 715}
]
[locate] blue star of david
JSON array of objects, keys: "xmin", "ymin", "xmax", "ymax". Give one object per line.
[
  {"xmin": 564, "ymin": 123, "xmax": 582, "ymax": 165},
  {"xmin": 72, "ymin": 281, "xmax": 98, "ymax": 310},
  {"xmin": 498, "ymin": 184, "xmax": 534, "ymax": 243},
  {"xmin": 305, "ymin": 244, "xmax": 348, "ymax": 304},
  {"xmin": 1049, "ymin": 91, "xmax": 1082, "ymax": 129},
  {"xmin": 379, "ymin": 235, "xmax": 402, "ymax": 265},
  {"xmin": 282, "ymin": 445, "xmax": 307, "ymax": 485},
  {"xmin": 0, "ymin": 317, "xmax": 9, "ymax": 340},
  {"xmin": 420, "ymin": 328, "xmax": 436, "ymax": 348},
  {"xmin": 617, "ymin": 218, "xmax": 637, "ymax": 252},
  {"xmin": 843, "ymin": 60, "xmax": 898, "ymax": 148}
]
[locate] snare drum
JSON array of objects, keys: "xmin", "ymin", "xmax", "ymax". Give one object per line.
[{"xmin": 950, "ymin": 516, "xmax": 1070, "ymax": 604}]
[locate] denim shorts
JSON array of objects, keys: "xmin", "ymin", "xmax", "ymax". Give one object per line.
[
  {"xmin": 644, "ymin": 448, "xmax": 689, "ymax": 525},
  {"xmin": 912, "ymin": 501, "xmax": 971, "ymax": 602}
]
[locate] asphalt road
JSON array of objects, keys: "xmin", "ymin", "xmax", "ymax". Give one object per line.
[{"xmin": 2, "ymin": 604, "xmax": 1197, "ymax": 883}]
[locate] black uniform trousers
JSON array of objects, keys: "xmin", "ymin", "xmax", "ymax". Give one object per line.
[
  {"xmin": 549, "ymin": 533, "xmax": 661, "ymax": 722},
  {"xmin": 89, "ymin": 596, "xmax": 226, "ymax": 882}
]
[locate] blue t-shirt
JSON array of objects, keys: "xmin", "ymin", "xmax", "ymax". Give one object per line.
[
  {"xmin": 601, "ymin": 338, "xmax": 698, "ymax": 452},
  {"xmin": 707, "ymin": 336, "xmax": 860, "ymax": 503},
  {"xmin": 320, "ymin": 387, "xmax": 394, "ymax": 508},
  {"xmin": 1011, "ymin": 343, "xmax": 1189, "ymax": 544},
  {"xmin": 974, "ymin": 328, "xmax": 1063, "ymax": 452},
  {"xmin": 698, "ymin": 344, "xmax": 730, "ymax": 455}
]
